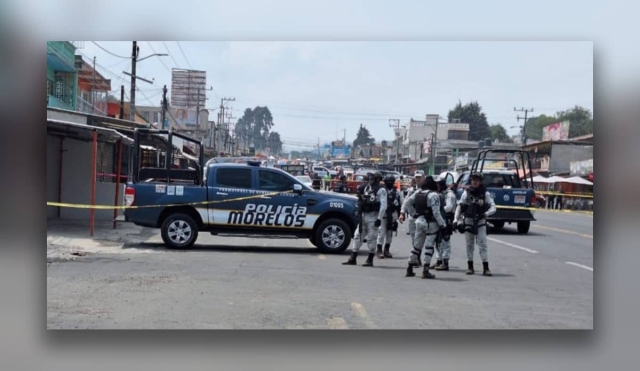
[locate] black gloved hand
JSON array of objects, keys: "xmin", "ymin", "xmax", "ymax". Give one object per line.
[
  {"xmin": 375, "ymin": 219, "xmax": 382, "ymax": 227},
  {"xmin": 392, "ymin": 221, "xmax": 399, "ymax": 231}
]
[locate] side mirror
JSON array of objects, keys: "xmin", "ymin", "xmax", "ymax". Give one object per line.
[{"xmin": 293, "ymin": 184, "xmax": 303, "ymax": 194}]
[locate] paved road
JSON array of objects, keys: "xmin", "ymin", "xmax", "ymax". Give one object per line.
[{"xmin": 47, "ymin": 210, "xmax": 593, "ymax": 329}]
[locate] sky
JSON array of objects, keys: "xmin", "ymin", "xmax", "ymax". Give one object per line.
[{"xmin": 77, "ymin": 41, "xmax": 593, "ymax": 152}]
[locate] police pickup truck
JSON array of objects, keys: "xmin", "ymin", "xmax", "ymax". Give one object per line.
[
  {"xmin": 123, "ymin": 129, "xmax": 359, "ymax": 253},
  {"xmin": 453, "ymin": 149, "xmax": 537, "ymax": 234}
]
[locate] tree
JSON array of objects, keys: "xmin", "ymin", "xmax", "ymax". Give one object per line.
[
  {"xmin": 556, "ymin": 105, "xmax": 593, "ymax": 139},
  {"xmin": 353, "ymin": 123, "xmax": 375, "ymax": 148},
  {"xmin": 233, "ymin": 106, "xmax": 282, "ymax": 153},
  {"xmin": 524, "ymin": 106, "xmax": 593, "ymax": 141},
  {"xmin": 447, "ymin": 101, "xmax": 491, "ymax": 141},
  {"xmin": 489, "ymin": 124, "xmax": 512, "ymax": 143}
]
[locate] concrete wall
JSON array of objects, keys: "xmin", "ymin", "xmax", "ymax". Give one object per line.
[
  {"xmin": 550, "ymin": 144, "xmax": 593, "ymax": 174},
  {"xmin": 49, "ymin": 137, "xmax": 125, "ymax": 221}
]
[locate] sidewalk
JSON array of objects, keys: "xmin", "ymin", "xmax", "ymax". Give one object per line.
[{"xmin": 47, "ymin": 219, "xmax": 162, "ymax": 262}]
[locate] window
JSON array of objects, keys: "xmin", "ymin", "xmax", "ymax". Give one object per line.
[
  {"xmin": 216, "ymin": 168, "xmax": 252, "ymax": 189},
  {"xmin": 259, "ymin": 170, "xmax": 294, "ymax": 192},
  {"xmin": 483, "ymin": 174, "xmax": 522, "ymax": 188}
]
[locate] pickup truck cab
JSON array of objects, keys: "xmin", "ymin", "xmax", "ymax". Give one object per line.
[
  {"xmin": 453, "ymin": 150, "xmax": 537, "ymax": 234},
  {"xmin": 124, "ymin": 129, "xmax": 359, "ymax": 253}
]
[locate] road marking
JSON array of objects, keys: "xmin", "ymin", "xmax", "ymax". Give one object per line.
[
  {"xmin": 351, "ymin": 302, "xmax": 378, "ymax": 329},
  {"xmin": 488, "ymin": 237, "xmax": 539, "ymax": 254},
  {"xmin": 327, "ymin": 317, "xmax": 349, "ymax": 329},
  {"xmin": 565, "ymin": 262, "xmax": 593, "ymax": 272},
  {"xmin": 318, "ymin": 254, "xmax": 326, "ymax": 260},
  {"xmin": 534, "ymin": 224, "xmax": 593, "ymax": 239}
]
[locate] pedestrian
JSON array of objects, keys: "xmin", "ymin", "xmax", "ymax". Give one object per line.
[
  {"xmin": 453, "ymin": 172, "xmax": 497, "ymax": 276},
  {"xmin": 311, "ymin": 172, "xmax": 322, "ymax": 191},
  {"xmin": 342, "ymin": 172, "xmax": 387, "ymax": 267},
  {"xmin": 376, "ymin": 174, "xmax": 404, "ymax": 259},
  {"xmin": 399, "ymin": 176, "xmax": 446, "ymax": 279},
  {"xmin": 432, "ymin": 178, "xmax": 457, "ymax": 271}
]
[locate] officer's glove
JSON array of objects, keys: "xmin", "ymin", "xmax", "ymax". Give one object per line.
[
  {"xmin": 392, "ymin": 221, "xmax": 399, "ymax": 231},
  {"xmin": 374, "ymin": 219, "xmax": 382, "ymax": 227}
]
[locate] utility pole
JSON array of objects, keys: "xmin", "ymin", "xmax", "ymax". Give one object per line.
[
  {"xmin": 160, "ymin": 85, "xmax": 168, "ymax": 129},
  {"xmin": 514, "ymin": 107, "xmax": 534, "ymax": 145},
  {"xmin": 388, "ymin": 119, "xmax": 400, "ymax": 168},
  {"xmin": 195, "ymin": 86, "xmax": 213, "ymax": 131},
  {"xmin": 119, "ymin": 85, "xmax": 125, "ymax": 119},
  {"xmin": 219, "ymin": 97, "xmax": 235, "ymax": 153},
  {"xmin": 92, "ymin": 56, "xmax": 96, "ymax": 114},
  {"xmin": 429, "ymin": 116, "xmax": 440, "ymax": 175},
  {"xmin": 129, "ymin": 41, "xmax": 138, "ymax": 121}
]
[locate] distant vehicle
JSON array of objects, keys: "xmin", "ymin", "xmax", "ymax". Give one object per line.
[
  {"xmin": 295, "ymin": 175, "xmax": 313, "ymax": 188},
  {"xmin": 312, "ymin": 166, "xmax": 331, "ymax": 178},
  {"xmin": 453, "ymin": 149, "xmax": 537, "ymax": 234},
  {"xmin": 124, "ymin": 129, "xmax": 360, "ymax": 253},
  {"xmin": 342, "ymin": 167, "xmax": 355, "ymax": 176}
]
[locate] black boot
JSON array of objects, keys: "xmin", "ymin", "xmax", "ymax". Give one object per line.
[
  {"xmin": 376, "ymin": 244, "xmax": 384, "ymax": 259},
  {"xmin": 466, "ymin": 261, "xmax": 474, "ymax": 275},
  {"xmin": 436, "ymin": 259, "xmax": 449, "ymax": 271},
  {"xmin": 362, "ymin": 253, "xmax": 375, "ymax": 267},
  {"xmin": 421, "ymin": 267, "xmax": 436, "ymax": 279},
  {"xmin": 431, "ymin": 259, "xmax": 443, "ymax": 269},
  {"xmin": 342, "ymin": 252, "xmax": 357, "ymax": 265},
  {"xmin": 383, "ymin": 244, "xmax": 392, "ymax": 258},
  {"xmin": 483, "ymin": 261, "xmax": 492, "ymax": 276},
  {"xmin": 406, "ymin": 265, "xmax": 416, "ymax": 277}
]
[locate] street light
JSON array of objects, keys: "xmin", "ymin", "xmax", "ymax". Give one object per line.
[{"xmin": 136, "ymin": 53, "xmax": 169, "ymax": 62}]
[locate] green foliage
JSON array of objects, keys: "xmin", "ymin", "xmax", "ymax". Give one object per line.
[
  {"xmin": 447, "ymin": 101, "xmax": 491, "ymax": 141},
  {"xmin": 525, "ymin": 106, "xmax": 593, "ymax": 140},
  {"xmin": 489, "ymin": 124, "xmax": 512, "ymax": 143},
  {"xmin": 353, "ymin": 124, "xmax": 376, "ymax": 148},
  {"xmin": 233, "ymin": 106, "xmax": 282, "ymax": 154}
]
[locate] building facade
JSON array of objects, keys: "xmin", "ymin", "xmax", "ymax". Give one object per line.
[{"xmin": 47, "ymin": 41, "xmax": 78, "ymax": 111}]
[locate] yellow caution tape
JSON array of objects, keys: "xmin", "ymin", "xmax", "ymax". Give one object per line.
[
  {"xmin": 535, "ymin": 191, "xmax": 593, "ymax": 198},
  {"xmin": 495, "ymin": 205, "xmax": 593, "ymax": 215},
  {"xmin": 47, "ymin": 190, "xmax": 294, "ymax": 210}
]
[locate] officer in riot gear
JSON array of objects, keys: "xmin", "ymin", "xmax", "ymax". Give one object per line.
[
  {"xmin": 403, "ymin": 173, "xmax": 424, "ymax": 265},
  {"xmin": 376, "ymin": 174, "xmax": 404, "ymax": 259},
  {"xmin": 333, "ymin": 174, "xmax": 348, "ymax": 193},
  {"xmin": 454, "ymin": 172, "xmax": 497, "ymax": 276},
  {"xmin": 399, "ymin": 176, "xmax": 446, "ymax": 279},
  {"xmin": 342, "ymin": 172, "xmax": 387, "ymax": 267},
  {"xmin": 432, "ymin": 178, "xmax": 457, "ymax": 271}
]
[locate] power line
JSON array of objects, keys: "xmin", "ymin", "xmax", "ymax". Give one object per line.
[
  {"xmin": 176, "ymin": 42, "xmax": 193, "ymax": 69},
  {"xmin": 146, "ymin": 41, "xmax": 172, "ymax": 72},
  {"xmin": 92, "ymin": 42, "xmax": 129, "ymax": 59},
  {"xmin": 163, "ymin": 41, "xmax": 181, "ymax": 67}
]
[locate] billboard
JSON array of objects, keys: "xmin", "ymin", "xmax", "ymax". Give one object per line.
[
  {"xmin": 542, "ymin": 121, "xmax": 570, "ymax": 141},
  {"xmin": 171, "ymin": 68, "xmax": 207, "ymax": 127},
  {"xmin": 171, "ymin": 107, "xmax": 198, "ymax": 127},
  {"xmin": 330, "ymin": 146, "xmax": 351, "ymax": 158}
]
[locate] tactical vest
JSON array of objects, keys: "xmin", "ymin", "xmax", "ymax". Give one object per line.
[
  {"xmin": 360, "ymin": 184, "xmax": 381, "ymax": 213},
  {"xmin": 414, "ymin": 190, "xmax": 435, "ymax": 221},
  {"xmin": 386, "ymin": 188, "xmax": 401, "ymax": 215},
  {"xmin": 461, "ymin": 189, "xmax": 488, "ymax": 219}
]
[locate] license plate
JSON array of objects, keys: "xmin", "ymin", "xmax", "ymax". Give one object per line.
[{"xmin": 514, "ymin": 195, "xmax": 526, "ymax": 204}]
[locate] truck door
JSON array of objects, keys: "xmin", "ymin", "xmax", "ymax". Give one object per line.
[
  {"xmin": 207, "ymin": 167, "xmax": 254, "ymax": 226},
  {"xmin": 254, "ymin": 169, "xmax": 313, "ymax": 230}
]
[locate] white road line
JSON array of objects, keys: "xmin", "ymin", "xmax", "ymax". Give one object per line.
[
  {"xmin": 487, "ymin": 237, "xmax": 539, "ymax": 254},
  {"xmin": 327, "ymin": 317, "xmax": 349, "ymax": 329},
  {"xmin": 351, "ymin": 302, "xmax": 378, "ymax": 329},
  {"xmin": 565, "ymin": 262, "xmax": 593, "ymax": 272}
]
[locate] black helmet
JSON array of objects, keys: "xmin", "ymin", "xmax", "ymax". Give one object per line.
[
  {"xmin": 373, "ymin": 171, "xmax": 383, "ymax": 180},
  {"xmin": 470, "ymin": 172, "xmax": 483, "ymax": 181},
  {"xmin": 438, "ymin": 178, "xmax": 447, "ymax": 191},
  {"xmin": 383, "ymin": 174, "xmax": 396, "ymax": 184},
  {"xmin": 421, "ymin": 175, "xmax": 438, "ymax": 191},
  {"xmin": 339, "ymin": 174, "xmax": 347, "ymax": 181}
]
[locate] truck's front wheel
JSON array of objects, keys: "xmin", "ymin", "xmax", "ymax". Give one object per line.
[
  {"xmin": 517, "ymin": 221, "xmax": 531, "ymax": 234},
  {"xmin": 161, "ymin": 213, "xmax": 199, "ymax": 249},
  {"xmin": 315, "ymin": 219, "xmax": 351, "ymax": 254}
]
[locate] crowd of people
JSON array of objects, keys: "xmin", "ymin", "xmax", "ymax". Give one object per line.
[{"xmin": 341, "ymin": 170, "xmax": 497, "ymax": 279}]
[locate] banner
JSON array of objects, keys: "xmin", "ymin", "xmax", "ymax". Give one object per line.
[
  {"xmin": 171, "ymin": 107, "xmax": 198, "ymax": 127},
  {"xmin": 542, "ymin": 121, "xmax": 571, "ymax": 141}
]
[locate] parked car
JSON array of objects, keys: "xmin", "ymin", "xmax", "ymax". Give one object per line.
[{"xmin": 295, "ymin": 175, "xmax": 313, "ymax": 188}]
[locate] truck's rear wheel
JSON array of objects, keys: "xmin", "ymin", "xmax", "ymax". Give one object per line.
[
  {"xmin": 161, "ymin": 213, "xmax": 199, "ymax": 248},
  {"xmin": 517, "ymin": 221, "xmax": 530, "ymax": 234},
  {"xmin": 315, "ymin": 219, "xmax": 351, "ymax": 254}
]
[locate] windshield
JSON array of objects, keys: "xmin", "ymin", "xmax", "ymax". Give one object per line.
[{"xmin": 482, "ymin": 173, "xmax": 522, "ymax": 188}]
